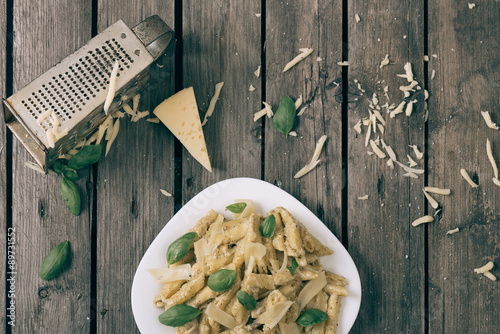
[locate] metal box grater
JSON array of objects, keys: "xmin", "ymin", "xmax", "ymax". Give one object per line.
[{"xmin": 2, "ymin": 15, "xmax": 174, "ymax": 172}]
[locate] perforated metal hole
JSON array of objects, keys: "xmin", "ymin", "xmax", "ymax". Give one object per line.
[{"xmin": 23, "ymin": 39, "xmax": 133, "ymax": 131}]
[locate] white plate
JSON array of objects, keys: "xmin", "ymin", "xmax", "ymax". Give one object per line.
[{"xmin": 132, "ymin": 177, "xmax": 361, "ymax": 333}]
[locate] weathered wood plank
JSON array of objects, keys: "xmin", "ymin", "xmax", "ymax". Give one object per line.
[
  {"xmin": 181, "ymin": 0, "xmax": 262, "ymax": 201},
  {"xmin": 0, "ymin": 0, "xmax": 7, "ymax": 331},
  {"xmin": 348, "ymin": 1, "xmax": 426, "ymax": 332},
  {"xmin": 265, "ymin": 0, "xmax": 343, "ymax": 235},
  {"xmin": 96, "ymin": 3, "xmax": 175, "ymax": 332},
  {"xmin": 428, "ymin": 1, "xmax": 500, "ymax": 332},
  {"xmin": 10, "ymin": 1, "xmax": 92, "ymax": 333}
]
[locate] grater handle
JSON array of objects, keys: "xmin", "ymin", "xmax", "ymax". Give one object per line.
[{"xmin": 132, "ymin": 15, "xmax": 175, "ymax": 60}]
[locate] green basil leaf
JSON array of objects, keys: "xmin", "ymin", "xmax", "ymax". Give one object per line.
[
  {"xmin": 207, "ymin": 269, "xmax": 236, "ymax": 292},
  {"xmin": 167, "ymin": 232, "xmax": 197, "ymax": 266},
  {"xmin": 67, "ymin": 144, "xmax": 102, "ymax": 170},
  {"xmin": 260, "ymin": 214, "xmax": 276, "ymax": 238},
  {"xmin": 40, "ymin": 241, "xmax": 70, "ymax": 280},
  {"xmin": 53, "ymin": 159, "xmax": 68, "ymax": 174},
  {"xmin": 296, "ymin": 309, "xmax": 329, "ymax": 327},
  {"xmin": 236, "ymin": 291, "xmax": 257, "ymax": 310},
  {"xmin": 225, "ymin": 202, "xmax": 247, "ymax": 214},
  {"xmin": 60, "ymin": 177, "xmax": 81, "ymax": 216},
  {"xmin": 63, "ymin": 169, "xmax": 80, "ymax": 181},
  {"xmin": 273, "ymin": 96, "xmax": 296, "ymax": 136},
  {"xmin": 158, "ymin": 304, "xmax": 201, "ymax": 327},
  {"xmin": 288, "ymin": 258, "xmax": 298, "ymax": 275}
]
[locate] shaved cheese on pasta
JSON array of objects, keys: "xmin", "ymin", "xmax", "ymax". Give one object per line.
[
  {"xmin": 283, "ymin": 48, "xmax": 314, "ymax": 72},
  {"xmin": 205, "ymin": 303, "xmax": 238, "ymax": 329},
  {"xmin": 409, "ymin": 145, "xmax": 424, "ymax": 160},
  {"xmin": 160, "ymin": 189, "xmax": 172, "ymax": 197},
  {"xmin": 269, "ymin": 259, "xmax": 280, "ymax": 272},
  {"xmin": 104, "ymin": 60, "xmax": 119, "ymax": 114},
  {"xmin": 208, "ymin": 218, "xmax": 225, "ymax": 250},
  {"xmin": 105, "ymin": 119, "xmax": 120, "ymax": 157},
  {"xmin": 234, "ymin": 199, "xmax": 256, "ymax": 219},
  {"xmin": 147, "ymin": 264, "xmax": 191, "ymax": 283},
  {"xmin": 423, "ymin": 190, "xmax": 439, "ymax": 209},
  {"xmin": 486, "ymin": 139, "xmax": 498, "ymax": 179},
  {"xmin": 279, "ymin": 322, "xmax": 301, "ymax": 334},
  {"xmin": 246, "ymin": 255, "xmax": 256, "ymax": 275},
  {"xmin": 390, "ymin": 101, "xmax": 406, "ymax": 118},
  {"xmin": 460, "ymin": 169, "xmax": 478, "ymax": 188},
  {"xmin": 358, "ymin": 195, "xmax": 369, "ymax": 200},
  {"xmin": 370, "ymin": 140, "xmax": 386, "ymax": 159},
  {"xmin": 474, "ymin": 262, "xmax": 494, "ymax": 274},
  {"xmin": 295, "ymin": 95, "xmax": 303, "ymax": 109},
  {"xmin": 202, "ymin": 82, "xmax": 224, "ymax": 126},
  {"xmin": 132, "ymin": 94, "xmax": 141, "ymax": 114},
  {"xmin": 297, "ymin": 271, "xmax": 327, "ymax": 311},
  {"xmin": 412, "ymin": 215, "xmax": 434, "ymax": 227},
  {"xmin": 380, "ymin": 54, "xmax": 390, "ymax": 68},
  {"xmin": 354, "ymin": 120, "xmax": 362, "ymax": 134},
  {"xmin": 481, "ymin": 111, "xmax": 499, "ymax": 130},
  {"xmin": 294, "ymin": 135, "xmax": 327, "ymax": 179},
  {"xmin": 424, "ymin": 187, "xmax": 450, "ymax": 195},
  {"xmin": 194, "ymin": 238, "xmax": 210, "ymax": 260},
  {"xmin": 277, "ymin": 250, "xmax": 288, "ymax": 274},
  {"xmin": 255, "ymin": 301, "xmax": 294, "ymax": 329},
  {"xmin": 446, "ymin": 228, "xmax": 459, "ymax": 235},
  {"xmin": 244, "ymin": 242, "xmax": 267, "ymax": 265},
  {"xmin": 407, "ymin": 155, "xmax": 418, "ymax": 167},
  {"xmin": 254, "ymin": 66, "xmax": 261, "ymax": 78}
]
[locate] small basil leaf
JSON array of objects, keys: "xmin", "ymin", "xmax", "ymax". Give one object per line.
[
  {"xmin": 53, "ymin": 159, "xmax": 68, "ymax": 174},
  {"xmin": 60, "ymin": 177, "xmax": 81, "ymax": 216},
  {"xmin": 67, "ymin": 144, "xmax": 102, "ymax": 170},
  {"xmin": 236, "ymin": 291, "xmax": 257, "ymax": 310},
  {"xmin": 273, "ymin": 96, "xmax": 296, "ymax": 136},
  {"xmin": 296, "ymin": 309, "xmax": 329, "ymax": 327},
  {"xmin": 207, "ymin": 269, "xmax": 236, "ymax": 292},
  {"xmin": 167, "ymin": 232, "xmax": 197, "ymax": 266},
  {"xmin": 288, "ymin": 258, "xmax": 298, "ymax": 275},
  {"xmin": 225, "ymin": 202, "xmax": 247, "ymax": 214},
  {"xmin": 40, "ymin": 241, "xmax": 70, "ymax": 280},
  {"xmin": 158, "ymin": 304, "xmax": 201, "ymax": 327},
  {"xmin": 63, "ymin": 169, "xmax": 80, "ymax": 181},
  {"xmin": 260, "ymin": 214, "xmax": 276, "ymax": 238}
]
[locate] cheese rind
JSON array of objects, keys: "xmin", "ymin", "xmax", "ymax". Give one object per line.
[{"xmin": 154, "ymin": 87, "xmax": 212, "ymax": 172}]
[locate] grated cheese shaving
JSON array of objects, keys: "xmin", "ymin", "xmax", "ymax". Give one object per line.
[
  {"xmin": 205, "ymin": 303, "xmax": 238, "ymax": 329},
  {"xmin": 289, "ymin": 131, "xmax": 298, "ymax": 137},
  {"xmin": 146, "ymin": 117, "xmax": 160, "ymax": 123},
  {"xmin": 358, "ymin": 195, "xmax": 369, "ymax": 200},
  {"xmin": 380, "ymin": 54, "xmax": 390, "ymax": 68},
  {"xmin": 377, "ymin": 123, "xmax": 385, "ymax": 134},
  {"xmin": 409, "ymin": 145, "xmax": 424, "ymax": 160},
  {"xmin": 249, "ymin": 85, "xmax": 256, "ymax": 92},
  {"xmin": 424, "ymin": 55, "xmax": 429, "ymax": 61},
  {"xmin": 112, "ymin": 110, "xmax": 125, "ymax": 118},
  {"xmin": 25, "ymin": 161, "xmax": 47, "ymax": 175},
  {"xmin": 254, "ymin": 66, "xmax": 261, "ymax": 78},
  {"xmin": 246, "ymin": 255, "xmax": 256, "ymax": 275},
  {"xmin": 45, "ymin": 129, "xmax": 56, "ymax": 148},
  {"xmin": 404, "ymin": 172, "xmax": 418, "ymax": 179},
  {"xmin": 395, "ymin": 160, "xmax": 424, "ymax": 174},
  {"xmin": 412, "ymin": 215, "xmax": 434, "ymax": 227},
  {"xmin": 355, "ymin": 14, "xmax": 361, "ymax": 22},
  {"xmin": 405, "ymin": 100, "xmax": 417, "ymax": 117},
  {"xmin": 474, "ymin": 262, "xmax": 496, "ymax": 281},
  {"xmin": 484, "ymin": 272, "xmax": 497, "ymax": 281},
  {"xmin": 160, "ymin": 189, "xmax": 172, "ymax": 197},
  {"xmin": 390, "ymin": 101, "xmax": 406, "ymax": 118},
  {"xmin": 424, "ymin": 90, "xmax": 429, "ymax": 100},
  {"xmin": 367, "ymin": 151, "xmax": 374, "ymax": 156},
  {"xmin": 370, "ymin": 140, "xmax": 386, "ymax": 159},
  {"xmin": 277, "ymin": 250, "xmax": 288, "ymax": 274},
  {"xmin": 446, "ymin": 228, "xmax": 459, "ymax": 235},
  {"xmin": 97, "ymin": 116, "xmax": 112, "ymax": 144},
  {"xmin": 424, "ymin": 187, "xmax": 451, "ymax": 195},
  {"xmin": 294, "ymin": 135, "xmax": 327, "ymax": 179},
  {"xmin": 131, "ymin": 110, "xmax": 150, "ymax": 122},
  {"xmin": 354, "ymin": 120, "xmax": 362, "ymax": 134},
  {"xmin": 407, "ymin": 155, "xmax": 418, "ymax": 167},
  {"xmin": 132, "ymin": 94, "xmax": 141, "ymax": 114},
  {"xmin": 381, "ymin": 139, "xmax": 397, "ymax": 161},
  {"xmin": 122, "ymin": 103, "xmax": 135, "ymax": 116},
  {"xmin": 51, "ymin": 112, "xmax": 60, "ymax": 127},
  {"xmin": 297, "ymin": 106, "xmax": 308, "ymax": 116},
  {"xmin": 263, "ymin": 102, "xmax": 274, "ymax": 118},
  {"xmin": 460, "ymin": 169, "xmax": 479, "ymax": 188},
  {"xmin": 387, "ymin": 158, "xmax": 394, "ymax": 168},
  {"xmin": 486, "ymin": 139, "xmax": 499, "ymax": 179},
  {"xmin": 400, "ymin": 81, "xmax": 418, "ymax": 93},
  {"xmin": 468, "ymin": 3, "xmax": 475, "ymax": 9},
  {"xmin": 38, "ymin": 110, "xmax": 51, "ymax": 124},
  {"xmin": 371, "ymin": 113, "xmax": 377, "ymax": 134},
  {"xmin": 52, "ymin": 126, "xmax": 69, "ymax": 140},
  {"xmin": 373, "ymin": 108, "xmax": 386, "ymax": 125},
  {"xmin": 423, "ymin": 190, "xmax": 439, "ymax": 209},
  {"xmin": 480, "ymin": 111, "xmax": 499, "ymax": 130},
  {"xmin": 397, "ymin": 62, "xmax": 414, "ymax": 82},
  {"xmin": 431, "ymin": 69, "xmax": 436, "ymax": 80},
  {"xmin": 337, "ymin": 61, "xmax": 349, "ymax": 66},
  {"xmin": 104, "ymin": 60, "xmax": 119, "ymax": 115},
  {"xmin": 255, "ymin": 301, "xmax": 294, "ymax": 329},
  {"xmin": 283, "ymin": 49, "xmax": 314, "ymax": 72},
  {"xmin": 364, "ymin": 124, "xmax": 372, "ymax": 147},
  {"xmin": 254, "ymin": 109, "xmax": 267, "ymax": 122},
  {"xmin": 105, "ymin": 119, "xmax": 120, "ymax": 157},
  {"xmin": 255, "ymin": 13, "xmax": 261, "ymax": 17},
  {"xmin": 202, "ymin": 82, "xmax": 224, "ymax": 126},
  {"xmin": 147, "ymin": 264, "xmax": 191, "ymax": 283},
  {"xmin": 297, "ymin": 271, "xmax": 326, "ymax": 311},
  {"xmin": 295, "ymin": 95, "xmax": 303, "ymax": 109}
]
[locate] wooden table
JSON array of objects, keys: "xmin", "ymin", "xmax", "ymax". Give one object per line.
[{"xmin": 1, "ymin": 0, "xmax": 499, "ymax": 333}]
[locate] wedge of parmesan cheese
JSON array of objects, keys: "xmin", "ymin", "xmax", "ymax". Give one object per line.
[
  {"xmin": 283, "ymin": 49, "xmax": 314, "ymax": 72},
  {"xmin": 481, "ymin": 111, "xmax": 499, "ymax": 130},
  {"xmin": 201, "ymin": 82, "xmax": 224, "ymax": 126},
  {"xmin": 205, "ymin": 303, "xmax": 238, "ymax": 329},
  {"xmin": 412, "ymin": 215, "xmax": 434, "ymax": 227},
  {"xmin": 294, "ymin": 135, "xmax": 327, "ymax": 179},
  {"xmin": 147, "ymin": 264, "xmax": 191, "ymax": 283},
  {"xmin": 255, "ymin": 301, "xmax": 294, "ymax": 329},
  {"xmin": 297, "ymin": 271, "xmax": 327, "ymax": 311},
  {"xmin": 460, "ymin": 168, "xmax": 479, "ymax": 188},
  {"xmin": 104, "ymin": 60, "xmax": 119, "ymax": 114},
  {"xmin": 154, "ymin": 87, "xmax": 212, "ymax": 172}
]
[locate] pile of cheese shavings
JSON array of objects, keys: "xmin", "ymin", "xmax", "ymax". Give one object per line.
[{"xmin": 294, "ymin": 135, "xmax": 327, "ymax": 179}]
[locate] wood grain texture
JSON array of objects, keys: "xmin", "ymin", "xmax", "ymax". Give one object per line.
[
  {"xmin": 181, "ymin": 0, "xmax": 262, "ymax": 202},
  {"xmin": 96, "ymin": 2, "xmax": 175, "ymax": 332},
  {"xmin": 427, "ymin": 1, "xmax": 500, "ymax": 332},
  {"xmin": 0, "ymin": 0, "xmax": 7, "ymax": 330},
  {"xmin": 264, "ymin": 0, "xmax": 343, "ymax": 236},
  {"xmin": 10, "ymin": 1, "xmax": 92, "ymax": 333},
  {"xmin": 348, "ymin": 1, "xmax": 426, "ymax": 332}
]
